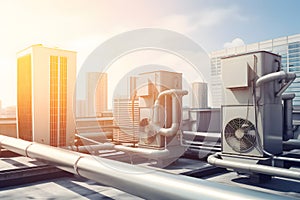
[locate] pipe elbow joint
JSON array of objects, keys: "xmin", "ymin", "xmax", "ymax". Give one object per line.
[{"xmin": 158, "ymin": 123, "xmax": 180, "ymax": 137}]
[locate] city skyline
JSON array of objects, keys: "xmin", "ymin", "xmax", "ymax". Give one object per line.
[{"xmin": 1, "ymin": 0, "xmax": 300, "ymax": 107}]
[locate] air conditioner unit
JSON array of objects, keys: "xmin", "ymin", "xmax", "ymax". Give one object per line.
[
  {"xmin": 221, "ymin": 51, "xmax": 295, "ymax": 157},
  {"xmin": 136, "ymin": 70, "xmax": 183, "ymax": 149},
  {"xmin": 222, "ymin": 105, "xmax": 282, "ymax": 157}
]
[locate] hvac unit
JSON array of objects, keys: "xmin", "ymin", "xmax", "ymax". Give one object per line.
[
  {"xmin": 221, "ymin": 51, "xmax": 295, "ymax": 157},
  {"xmin": 222, "ymin": 105, "xmax": 282, "ymax": 157},
  {"xmin": 136, "ymin": 70, "xmax": 183, "ymax": 149}
]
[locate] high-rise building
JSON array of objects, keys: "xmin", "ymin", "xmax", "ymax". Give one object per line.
[
  {"xmin": 210, "ymin": 34, "xmax": 300, "ymax": 107},
  {"xmin": 129, "ymin": 76, "xmax": 138, "ymax": 100},
  {"xmin": 17, "ymin": 44, "xmax": 76, "ymax": 146},
  {"xmin": 76, "ymin": 99, "xmax": 87, "ymax": 118},
  {"xmin": 87, "ymin": 72, "xmax": 108, "ymax": 117},
  {"xmin": 191, "ymin": 82, "xmax": 208, "ymax": 109}
]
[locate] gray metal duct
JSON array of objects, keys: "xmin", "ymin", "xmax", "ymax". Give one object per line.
[
  {"xmin": 0, "ymin": 135, "xmax": 292, "ymax": 200},
  {"xmin": 208, "ymin": 153, "xmax": 300, "ymax": 180}
]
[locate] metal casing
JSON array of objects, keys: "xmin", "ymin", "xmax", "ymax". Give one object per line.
[
  {"xmin": 136, "ymin": 71, "xmax": 182, "ymax": 148},
  {"xmin": 221, "ymin": 51, "xmax": 283, "ymax": 157},
  {"xmin": 222, "ymin": 105, "xmax": 282, "ymax": 157},
  {"xmin": 221, "ymin": 51, "xmax": 282, "ymax": 106}
]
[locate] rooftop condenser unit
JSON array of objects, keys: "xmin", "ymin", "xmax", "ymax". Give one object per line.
[{"xmin": 221, "ymin": 51, "xmax": 296, "ymax": 158}]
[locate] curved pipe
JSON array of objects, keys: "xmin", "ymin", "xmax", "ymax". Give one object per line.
[
  {"xmin": 208, "ymin": 153, "xmax": 300, "ymax": 180},
  {"xmin": 153, "ymin": 89, "xmax": 188, "ymax": 137},
  {"xmin": 158, "ymin": 123, "xmax": 180, "ymax": 137},
  {"xmin": 155, "ymin": 89, "xmax": 189, "ymax": 102},
  {"xmin": 256, "ymin": 71, "xmax": 296, "ymax": 87},
  {"xmin": 0, "ymin": 135, "xmax": 292, "ymax": 200}
]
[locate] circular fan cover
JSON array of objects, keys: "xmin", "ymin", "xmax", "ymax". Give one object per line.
[{"xmin": 224, "ymin": 118, "xmax": 256, "ymax": 153}]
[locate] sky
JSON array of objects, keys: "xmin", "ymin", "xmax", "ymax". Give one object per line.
[{"xmin": 0, "ymin": 0, "xmax": 300, "ymax": 108}]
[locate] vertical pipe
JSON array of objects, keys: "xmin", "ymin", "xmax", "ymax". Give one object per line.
[
  {"xmin": 282, "ymin": 93, "xmax": 295, "ymax": 141},
  {"xmin": 172, "ymin": 93, "xmax": 179, "ymax": 123}
]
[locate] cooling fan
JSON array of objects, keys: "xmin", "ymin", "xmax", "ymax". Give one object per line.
[{"xmin": 224, "ymin": 118, "xmax": 256, "ymax": 153}]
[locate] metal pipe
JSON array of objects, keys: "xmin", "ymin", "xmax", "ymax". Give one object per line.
[
  {"xmin": 273, "ymin": 156, "xmax": 300, "ymax": 163},
  {"xmin": 282, "ymin": 93, "xmax": 295, "ymax": 140},
  {"xmin": 276, "ymin": 77, "xmax": 296, "ymax": 97},
  {"xmin": 75, "ymin": 134, "xmax": 173, "ymax": 160},
  {"xmin": 256, "ymin": 71, "xmax": 296, "ymax": 87},
  {"xmin": 76, "ymin": 133, "xmax": 110, "ymax": 144},
  {"xmin": 66, "ymin": 143, "xmax": 114, "ymax": 154},
  {"xmin": 114, "ymin": 145, "xmax": 170, "ymax": 159},
  {"xmin": 153, "ymin": 89, "xmax": 188, "ymax": 137},
  {"xmin": 283, "ymin": 139, "xmax": 300, "ymax": 151},
  {"xmin": 157, "ymin": 94, "xmax": 179, "ymax": 136},
  {"xmin": 208, "ymin": 153, "xmax": 300, "ymax": 180},
  {"xmin": 0, "ymin": 135, "xmax": 292, "ymax": 200}
]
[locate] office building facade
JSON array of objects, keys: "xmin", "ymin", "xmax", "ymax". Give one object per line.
[
  {"xmin": 17, "ymin": 45, "xmax": 76, "ymax": 146},
  {"xmin": 210, "ymin": 34, "xmax": 300, "ymax": 107},
  {"xmin": 87, "ymin": 72, "xmax": 108, "ymax": 117}
]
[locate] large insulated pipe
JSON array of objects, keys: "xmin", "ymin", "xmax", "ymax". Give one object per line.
[
  {"xmin": 282, "ymin": 93, "xmax": 295, "ymax": 141},
  {"xmin": 255, "ymin": 71, "xmax": 296, "ymax": 97},
  {"xmin": 208, "ymin": 153, "xmax": 300, "ymax": 180},
  {"xmin": 256, "ymin": 71, "xmax": 296, "ymax": 87},
  {"xmin": 153, "ymin": 89, "xmax": 188, "ymax": 137},
  {"xmin": 0, "ymin": 135, "xmax": 293, "ymax": 200}
]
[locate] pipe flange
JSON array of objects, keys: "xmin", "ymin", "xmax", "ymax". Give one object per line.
[
  {"xmin": 25, "ymin": 143, "xmax": 34, "ymax": 158},
  {"xmin": 74, "ymin": 156, "xmax": 84, "ymax": 176}
]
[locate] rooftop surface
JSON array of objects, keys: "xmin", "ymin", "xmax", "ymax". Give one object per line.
[{"xmin": 1, "ymin": 152, "xmax": 300, "ymax": 199}]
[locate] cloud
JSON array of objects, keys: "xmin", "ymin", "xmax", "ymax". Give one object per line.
[{"xmin": 223, "ymin": 38, "xmax": 245, "ymax": 49}]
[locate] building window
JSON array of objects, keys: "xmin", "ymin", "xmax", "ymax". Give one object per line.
[
  {"xmin": 50, "ymin": 56, "xmax": 58, "ymax": 146},
  {"xmin": 17, "ymin": 54, "xmax": 32, "ymax": 141},
  {"xmin": 59, "ymin": 56, "xmax": 67, "ymax": 146}
]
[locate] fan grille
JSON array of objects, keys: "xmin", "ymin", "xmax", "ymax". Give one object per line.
[{"xmin": 224, "ymin": 118, "xmax": 256, "ymax": 153}]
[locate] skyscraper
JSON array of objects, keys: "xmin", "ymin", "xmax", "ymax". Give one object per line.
[
  {"xmin": 210, "ymin": 34, "xmax": 300, "ymax": 107},
  {"xmin": 17, "ymin": 44, "xmax": 76, "ymax": 146},
  {"xmin": 87, "ymin": 72, "xmax": 108, "ymax": 117},
  {"xmin": 76, "ymin": 99, "xmax": 87, "ymax": 118}
]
